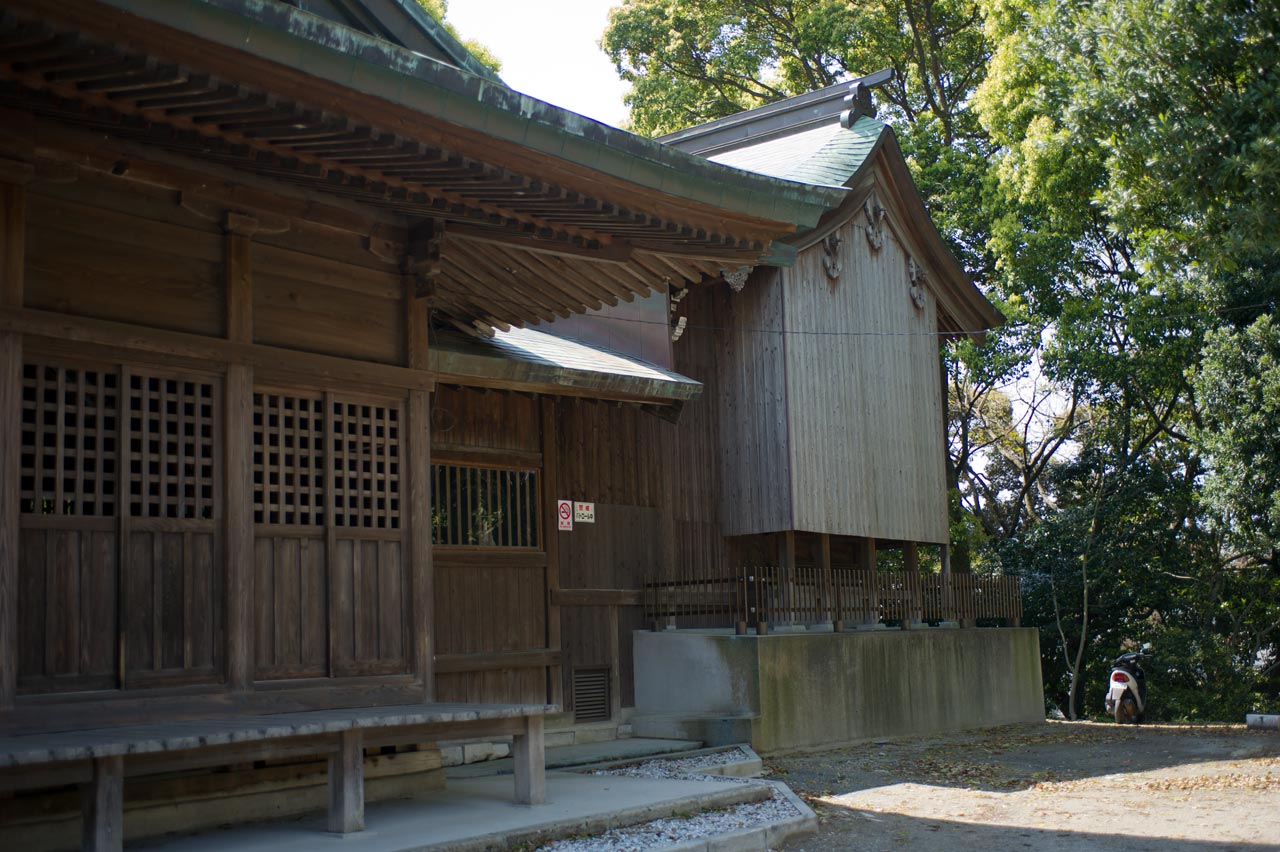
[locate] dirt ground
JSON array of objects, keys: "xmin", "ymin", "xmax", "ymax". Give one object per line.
[{"xmin": 765, "ymin": 721, "xmax": 1280, "ymax": 852}]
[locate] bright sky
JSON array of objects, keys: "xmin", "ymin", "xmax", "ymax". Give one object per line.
[{"xmin": 445, "ymin": 0, "xmax": 632, "ymax": 128}]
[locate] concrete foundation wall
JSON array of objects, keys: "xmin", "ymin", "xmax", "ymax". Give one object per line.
[{"xmin": 634, "ymin": 628, "xmax": 1044, "ymax": 753}]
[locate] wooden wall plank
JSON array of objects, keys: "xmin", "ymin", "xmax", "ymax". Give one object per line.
[
  {"xmin": 781, "ymin": 217, "xmax": 948, "ymax": 542},
  {"xmin": 703, "ymin": 272, "xmax": 793, "ymax": 536},
  {"xmin": 25, "ymin": 193, "xmax": 225, "ymax": 338}
]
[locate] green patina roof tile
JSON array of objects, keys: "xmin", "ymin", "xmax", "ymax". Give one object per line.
[{"xmin": 708, "ymin": 116, "xmax": 885, "ymax": 188}]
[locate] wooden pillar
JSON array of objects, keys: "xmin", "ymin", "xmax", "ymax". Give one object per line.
[
  {"xmin": 940, "ymin": 543, "xmax": 954, "ymax": 624},
  {"xmin": 81, "ymin": 756, "xmax": 124, "ymax": 852},
  {"xmin": 902, "ymin": 542, "xmax": 921, "ymax": 629},
  {"xmin": 327, "ymin": 730, "xmax": 364, "ymax": 833},
  {"xmin": 858, "ymin": 536, "xmax": 878, "ymax": 627},
  {"xmin": 0, "ymin": 174, "xmax": 28, "ymax": 711},
  {"xmin": 223, "ymin": 214, "xmax": 256, "ymax": 692},
  {"xmin": 607, "ymin": 604, "xmax": 621, "ymax": 719},
  {"xmin": 540, "ymin": 397, "xmax": 563, "ymax": 709},
  {"xmin": 817, "ymin": 532, "xmax": 834, "ymax": 628},
  {"xmin": 512, "ymin": 714, "xmax": 546, "ymax": 805},
  {"xmin": 779, "ymin": 530, "xmax": 796, "ymax": 626},
  {"xmin": 404, "ymin": 277, "xmax": 434, "ymax": 700}
]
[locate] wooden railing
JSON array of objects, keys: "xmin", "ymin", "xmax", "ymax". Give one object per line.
[{"xmin": 643, "ymin": 565, "xmax": 1021, "ymax": 631}]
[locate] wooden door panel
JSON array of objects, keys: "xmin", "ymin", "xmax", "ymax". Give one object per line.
[
  {"xmin": 331, "ymin": 536, "xmax": 407, "ymax": 676},
  {"xmin": 16, "ymin": 526, "xmax": 118, "ymax": 692},
  {"xmin": 123, "ymin": 528, "xmax": 221, "ymax": 682},
  {"xmin": 254, "ymin": 535, "xmax": 327, "ymax": 679}
]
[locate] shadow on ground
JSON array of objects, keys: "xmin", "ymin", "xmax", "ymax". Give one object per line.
[
  {"xmin": 791, "ymin": 806, "xmax": 1280, "ymax": 852},
  {"xmin": 766, "ymin": 722, "xmax": 1280, "ymax": 794}
]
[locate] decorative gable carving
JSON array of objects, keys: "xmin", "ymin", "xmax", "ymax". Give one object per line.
[
  {"xmin": 821, "ymin": 231, "xmax": 843, "ymax": 280},
  {"xmin": 863, "ymin": 195, "xmax": 886, "ymax": 251},
  {"xmin": 721, "ymin": 265, "xmax": 752, "ymax": 292},
  {"xmin": 908, "ymin": 256, "xmax": 928, "ymax": 311}
]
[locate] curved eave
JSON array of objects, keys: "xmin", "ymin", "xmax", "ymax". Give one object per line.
[
  {"xmin": 38, "ymin": 0, "xmax": 845, "ymax": 232},
  {"xmin": 429, "ymin": 327, "xmax": 702, "ymax": 403}
]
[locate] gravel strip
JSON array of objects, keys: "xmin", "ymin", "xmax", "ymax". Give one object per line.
[
  {"xmin": 532, "ymin": 750, "xmax": 799, "ymax": 852},
  {"xmin": 533, "ymin": 795, "xmax": 799, "ymax": 852},
  {"xmin": 596, "ymin": 747, "xmax": 755, "ymax": 782}
]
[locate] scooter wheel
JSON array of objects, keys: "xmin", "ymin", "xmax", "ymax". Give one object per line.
[{"xmin": 1114, "ymin": 695, "xmax": 1138, "ymax": 724}]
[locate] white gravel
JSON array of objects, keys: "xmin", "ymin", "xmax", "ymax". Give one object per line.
[
  {"xmin": 532, "ymin": 795, "xmax": 799, "ymax": 852},
  {"xmin": 598, "ymin": 747, "xmax": 756, "ymax": 781},
  {"xmin": 533, "ymin": 749, "xmax": 800, "ymax": 852}
]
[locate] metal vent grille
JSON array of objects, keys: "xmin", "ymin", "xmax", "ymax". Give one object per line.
[{"xmin": 573, "ymin": 668, "xmax": 610, "ymax": 723}]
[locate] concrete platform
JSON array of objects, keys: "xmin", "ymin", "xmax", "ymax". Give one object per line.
[
  {"xmin": 132, "ymin": 770, "xmax": 769, "ymax": 852},
  {"xmin": 447, "ymin": 736, "xmax": 701, "ymax": 778}
]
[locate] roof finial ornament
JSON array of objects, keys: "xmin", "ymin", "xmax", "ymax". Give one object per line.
[{"xmin": 840, "ymin": 68, "xmax": 895, "ymax": 129}]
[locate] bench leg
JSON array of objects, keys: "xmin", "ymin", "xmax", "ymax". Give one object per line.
[
  {"xmin": 328, "ymin": 730, "xmax": 364, "ymax": 833},
  {"xmin": 82, "ymin": 756, "xmax": 123, "ymax": 852},
  {"xmin": 512, "ymin": 715, "xmax": 546, "ymax": 805}
]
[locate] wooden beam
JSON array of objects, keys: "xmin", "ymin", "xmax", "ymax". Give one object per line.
[
  {"xmin": 430, "ymin": 445, "xmax": 542, "ymax": 469},
  {"xmin": 512, "ymin": 714, "xmax": 546, "ymax": 805},
  {"xmin": 551, "ymin": 588, "xmax": 642, "ymax": 607},
  {"xmin": 2, "ymin": 307, "xmax": 435, "ymax": 393},
  {"xmin": 0, "ymin": 106, "xmax": 405, "ymax": 239},
  {"xmin": 1, "ymin": 178, "xmax": 27, "ymax": 308},
  {"xmin": 450, "ymin": 223, "xmax": 633, "ymax": 264},
  {"xmin": 433, "ymin": 649, "xmax": 561, "ymax": 674},
  {"xmin": 81, "ymin": 755, "xmax": 124, "ymax": 852},
  {"xmin": 327, "ymin": 730, "xmax": 364, "ymax": 834}
]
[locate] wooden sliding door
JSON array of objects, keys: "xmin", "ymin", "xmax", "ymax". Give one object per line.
[
  {"xmin": 17, "ymin": 356, "xmax": 224, "ymax": 693},
  {"xmin": 252, "ymin": 388, "xmax": 409, "ymax": 682}
]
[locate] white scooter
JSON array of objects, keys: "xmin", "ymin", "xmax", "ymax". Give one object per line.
[{"xmin": 1104, "ymin": 645, "xmax": 1151, "ymax": 724}]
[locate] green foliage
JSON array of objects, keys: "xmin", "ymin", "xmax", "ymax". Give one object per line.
[
  {"xmin": 414, "ymin": 0, "xmax": 502, "ymax": 73},
  {"xmin": 604, "ymin": 0, "xmax": 1280, "ymax": 720},
  {"xmin": 1194, "ymin": 316, "xmax": 1280, "ymax": 554}
]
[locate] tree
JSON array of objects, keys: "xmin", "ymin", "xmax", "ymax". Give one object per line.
[
  {"xmin": 605, "ymin": 0, "xmax": 1280, "ymax": 718},
  {"xmin": 977, "ymin": 0, "xmax": 1280, "ymax": 717},
  {"xmin": 415, "ymin": 0, "xmax": 502, "ymax": 73}
]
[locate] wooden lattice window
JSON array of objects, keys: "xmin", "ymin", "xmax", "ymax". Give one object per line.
[
  {"xmin": 127, "ymin": 373, "xmax": 218, "ymax": 520},
  {"xmin": 19, "ymin": 361, "xmax": 119, "ymax": 516},
  {"xmin": 431, "ymin": 463, "xmax": 540, "ymax": 548},
  {"xmin": 331, "ymin": 400, "xmax": 400, "ymax": 529},
  {"xmin": 253, "ymin": 392, "xmax": 325, "ymax": 525}
]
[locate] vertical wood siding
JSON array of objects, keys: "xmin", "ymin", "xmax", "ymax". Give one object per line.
[
  {"xmin": 17, "ymin": 526, "xmax": 117, "ymax": 692},
  {"xmin": 253, "ymin": 535, "xmax": 327, "ymax": 679},
  {"xmin": 782, "ymin": 220, "xmax": 948, "ymax": 542},
  {"xmin": 713, "ymin": 269, "xmax": 794, "ymax": 536},
  {"xmin": 431, "ymin": 387, "xmax": 548, "ymax": 704},
  {"xmin": 670, "ymin": 285, "xmax": 729, "ymax": 577}
]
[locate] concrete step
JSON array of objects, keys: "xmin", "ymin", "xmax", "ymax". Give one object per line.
[
  {"xmin": 630, "ymin": 714, "xmax": 758, "ymax": 747},
  {"xmin": 446, "ymin": 737, "xmax": 703, "ymax": 779}
]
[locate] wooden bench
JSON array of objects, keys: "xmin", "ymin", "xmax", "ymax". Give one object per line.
[{"xmin": 0, "ymin": 702, "xmax": 553, "ymax": 851}]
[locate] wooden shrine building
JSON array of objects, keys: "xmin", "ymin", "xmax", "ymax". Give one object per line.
[{"xmin": 0, "ymin": 1, "xmax": 1006, "ymax": 848}]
